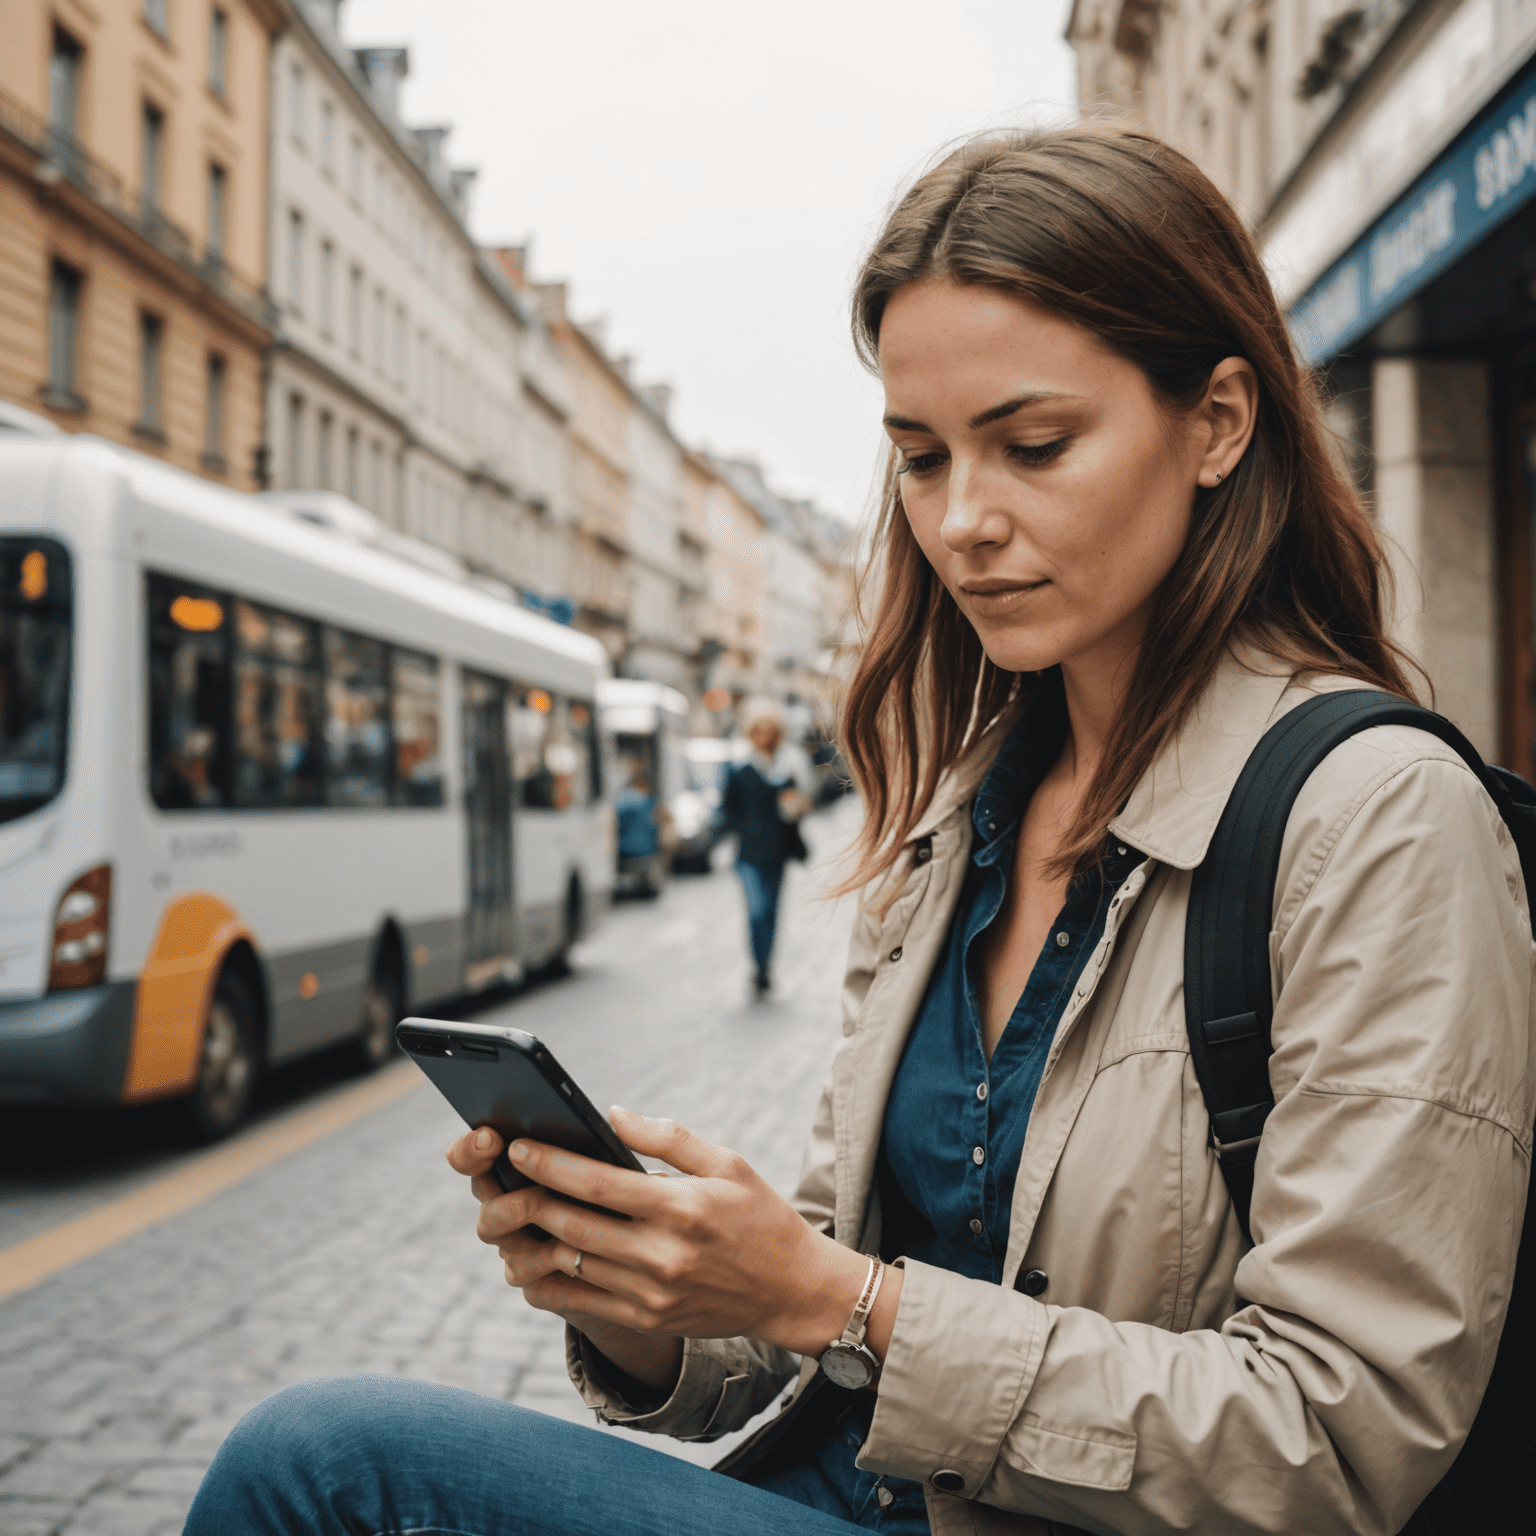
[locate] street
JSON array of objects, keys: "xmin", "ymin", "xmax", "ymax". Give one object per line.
[{"xmin": 0, "ymin": 799, "xmax": 862, "ymax": 1536}]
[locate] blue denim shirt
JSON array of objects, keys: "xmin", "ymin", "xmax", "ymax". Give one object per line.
[
  {"xmin": 878, "ymin": 690, "xmax": 1142, "ymax": 1281},
  {"xmin": 799, "ymin": 677, "xmax": 1140, "ymax": 1528}
]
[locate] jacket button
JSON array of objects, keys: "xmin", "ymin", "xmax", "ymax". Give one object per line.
[
  {"xmin": 1020, "ymin": 1268, "xmax": 1049, "ymax": 1296},
  {"xmin": 914, "ymin": 841, "xmax": 932, "ymax": 864},
  {"xmin": 931, "ymin": 1469, "xmax": 966, "ymax": 1494},
  {"xmin": 889, "ymin": 946, "xmax": 903, "ymax": 962}
]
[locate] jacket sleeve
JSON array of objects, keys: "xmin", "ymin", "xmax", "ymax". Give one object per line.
[
  {"xmin": 563, "ymin": 877, "xmax": 893, "ymax": 1438},
  {"xmin": 859, "ymin": 747, "xmax": 1535, "ymax": 1535}
]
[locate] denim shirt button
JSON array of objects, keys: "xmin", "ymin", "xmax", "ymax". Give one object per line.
[
  {"xmin": 1054, "ymin": 930, "xmax": 1071, "ymax": 948},
  {"xmin": 976, "ymin": 1082, "xmax": 988, "ymax": 1101},
  {"xmin": 971, "ymin": 1146, "xmax": 985, "ymax": 1165},
  {"xmin": 969, "ymin": 1217, "xmax": 983, "ymax": 1234}
]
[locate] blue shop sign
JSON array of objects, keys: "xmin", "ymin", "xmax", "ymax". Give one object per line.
[{"xmin": 1289, "ymin": 54, "xmax": 1536, "ymax": 363}]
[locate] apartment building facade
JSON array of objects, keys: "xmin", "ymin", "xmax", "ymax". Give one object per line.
[
  {"xmin": 713, "ymin": 455, "xmax": 849, "ymax": 724},
  {"xmin": 0, "ymin": 0, "xmax": 281, "ymax": 485},
  {"xmin": 1069, "ymin": 0, "xmax": 1536, "ymax": 777},
  {"xmin": 265, "ymin": 0, "xmax": 567, "ymax": 600},
  {"xmin": 686, "ymin": 450, "xmax": 767, "ymax": 714}
]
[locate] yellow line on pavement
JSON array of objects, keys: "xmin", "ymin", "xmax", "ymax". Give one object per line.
[{"xmin": 0, "ymin": 1057, "xmax": 426, "ymax": 1304}]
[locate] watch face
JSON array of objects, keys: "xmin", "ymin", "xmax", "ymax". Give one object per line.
[{"xmin": 819, "ymin": 1342, "xmax": 877, "ymax": 1390}]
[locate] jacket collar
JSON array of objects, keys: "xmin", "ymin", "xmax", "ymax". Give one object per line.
[
  {"xmin": 903, "ymin": 644, "xmax": 1326, "ymax": 871},
  {"xmin": 1107, "ymin": 645, "xmax": 1314, "ymax": 870}
]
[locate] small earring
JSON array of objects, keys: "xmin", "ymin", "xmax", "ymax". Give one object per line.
[{"xmin": 1214, "ymin": 471, "xmax": 1223, "ymax": 484}]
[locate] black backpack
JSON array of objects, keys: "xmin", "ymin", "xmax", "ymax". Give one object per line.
[{"xmin": 1185, "ymin": 690, "xmax": 1536, "ymax": 1534}]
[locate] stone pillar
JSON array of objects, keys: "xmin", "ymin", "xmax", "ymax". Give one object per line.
[{"xmin": 1371, "ymin": 357, "xmax": 1498, "ymax": 759}]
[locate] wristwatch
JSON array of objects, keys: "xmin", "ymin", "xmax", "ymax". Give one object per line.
[{"xmin": 817, "ymin": 1256, "xmax": 885, "ymax": 1389}]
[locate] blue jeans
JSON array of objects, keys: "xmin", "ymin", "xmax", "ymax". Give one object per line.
[
  {"xmin": 182, "ymin": 1375, "xmax": 930, "ymax": 1534},
  {"xmin": 737, "ymin": 859, "xmax": 786, "ymax": 976}
]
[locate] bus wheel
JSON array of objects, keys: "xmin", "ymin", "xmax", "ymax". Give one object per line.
[
  {"xmin": 350, "ymin": 967, "xmax": 401, "ymax": 1073},
  {"xmin": 181, "ymin": 970, "xmax": 259, "ymax": 1143}
]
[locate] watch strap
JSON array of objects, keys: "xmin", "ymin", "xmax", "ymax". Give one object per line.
[{"xmin": 840, "ymin": 1257, "xmax": 884, "ymax": 1348}]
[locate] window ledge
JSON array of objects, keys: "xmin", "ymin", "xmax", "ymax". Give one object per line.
[
  {"xmin": 37, "ymin": 386, "xmax": 88, "ymax": 414},
  {"xmin": 132, "ymin": 422, "xmax": 168, "ymax": 446}
]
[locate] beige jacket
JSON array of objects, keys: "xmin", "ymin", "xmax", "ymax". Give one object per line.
[{"xmin": 568, "ymin": 652, "xmax": 1536, "ymax": 1536}]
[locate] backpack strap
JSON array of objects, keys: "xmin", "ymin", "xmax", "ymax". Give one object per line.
[{"xmin": 1184, "ymin": 689, "xmax": 1525, "ymax": 1242}]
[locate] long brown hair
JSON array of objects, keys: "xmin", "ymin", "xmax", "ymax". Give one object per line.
[{"xmin": 840, "ymin": 124, "xmax": 1419, "ymax": 889}]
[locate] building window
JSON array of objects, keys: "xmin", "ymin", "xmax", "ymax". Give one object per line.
[
  {"xmin": 49, "ymin": 28, "xmax": 82, "ymax": 148},
  {"xmin": 318, "ymin": 240, "xmax": 334, "ymax": 336},
  {"xmin": 371, "ymin": 440, "xmax": 383, "ymax": 511},
  {"xmin": 393, "ymin": 304, "xmax": 405, "ymax": 386},
  {"xmin": 320, "ymin": 100, "xmax": 334, "ymax": 173},
  {"xmin": 348, "ymin": 265, "xmax": 362, "ymax": 356},
  {"xmin": 287, "ymin": 209, "xmax": 304, "ymax": 311},
  {"xmin": 137, "ymin": 312, "xmax": 164, "ymax": 437},
  {"xmin": 209, "ymin": 7, "xmax": 228, "ymax": 97},
  {"xmin": 287, "ymin": 392, "xmax": 305, "ymax": 488},
  {"xmin": 346, "ymin": 424, "xmax": 359, "ymax": 498},
  {"xmin": 373, "ymin": 286, "xmax": 384, "ymax": 371},
  {"xmin": 144, "ymin": 0, "xmax": 169, "ymax": 39},
  {"xmin": 141, "ymin": 101, "xmax": 165, "ymax": 215},
  {"xmin": 289, "ymin": 62, "xmax": 305, "ymax": 145},
  {"xmin": 207, "ymin": 161, "xmax": 227, "ymax": 262},
  {"xmin": 203, "ymin": 353, "xmax": 226, "ymax": 469},
  {"xmin": 317, "ymin": 409, "xmax": 333, "ymax": 490},
  {"xmin": 349, "ymin": 135, "xmax": 362, "ymax": 202},
  {"xmin": 45, "ymin": 261, "xmax": 84, "ymax": 409}
]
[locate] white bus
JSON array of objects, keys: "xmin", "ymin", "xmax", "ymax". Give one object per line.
[
  {"xmin": 598, "ymin": 678, "xmax": 694, "ymax": 892},
  {"xmin": 0, "ymin": 434, "xmax": 613, "ymax": 1137}
]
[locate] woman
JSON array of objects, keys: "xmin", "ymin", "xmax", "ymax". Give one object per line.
[
  {"xmin": 186, "ymin": 126, "xmax": 1534, "ymax": 1536},
  {"xmin": 721, "ymin": 697, "xmax": 817, "ymax": 996}
]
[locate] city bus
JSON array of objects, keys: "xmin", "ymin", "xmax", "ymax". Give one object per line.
[{"xmin": 0, "ymin": 433, "xmax": 613, "ymax": 1138}]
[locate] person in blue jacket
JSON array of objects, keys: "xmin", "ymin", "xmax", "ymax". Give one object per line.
[{"xmin": 720, "ymin": 699, "xmax": 816, "ymax": 997}]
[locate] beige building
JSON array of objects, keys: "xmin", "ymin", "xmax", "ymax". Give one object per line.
[
  {"xmin": 532, "ymin": 281, "xmax": 632, "ymax": 661},
  {"xmin": 687, "ymin": 450, "xmax": 767, "ymax": 718},
  {"xmin": 265, "ymin": 0, "xmax": 570, "ymax": 603},
  {"xmin": 0, "ymin": 0, "xmax": 281, "ymax": 485},
  {"xmin": 1068, "ymin": 0, "xmax": 1536, "ymax": 776}
]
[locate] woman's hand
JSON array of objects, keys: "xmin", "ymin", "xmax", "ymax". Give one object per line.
[
  {"xmin": 446, "ymin": 1124, "xmax": 683, "ymax": 1392},
  {"xmin": 446, "ymin": 1110, "xmax": 884, "ymax": 1380}
]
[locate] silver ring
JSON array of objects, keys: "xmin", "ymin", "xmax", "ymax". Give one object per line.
[{"xmin": 572, "ymin": 1250, "xmax": 584, "ymax": 1279}]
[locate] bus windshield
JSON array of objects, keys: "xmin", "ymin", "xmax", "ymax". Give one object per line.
[{"xmin": 0, "ymin": 538, "xmax": 72, "ymax": 825}]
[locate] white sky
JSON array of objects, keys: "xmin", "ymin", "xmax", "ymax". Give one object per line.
[{"xmin": 343, "ymin": 0, "xmax": 1078, "ymax": 523}]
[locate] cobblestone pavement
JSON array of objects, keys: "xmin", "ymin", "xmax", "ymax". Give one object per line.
[{"xmin": 0, "ymin": 800, "xmax": 863, "ymax": 1535}]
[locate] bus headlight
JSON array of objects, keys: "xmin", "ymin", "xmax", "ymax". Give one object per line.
[{"xmin": 49, "ymin": 864, "xmax": 112, "ymax": 991}]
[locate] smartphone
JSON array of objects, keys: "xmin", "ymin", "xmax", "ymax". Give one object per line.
[{"xmin": 396, "ymin": 1017, "xmax": 646, "ymax": 1218}]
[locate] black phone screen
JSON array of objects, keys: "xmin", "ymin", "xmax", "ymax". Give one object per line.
[{"xmin": 397, "ymin": 1019, "xmax": 642, "ymax": 1211}]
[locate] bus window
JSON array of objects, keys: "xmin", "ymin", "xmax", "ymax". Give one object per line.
[
  {"xmin": 147, "ymin": 572, "xmax": 228, "ymax": 810},
  {"xmin": 233, "ymin": 599, "xmax": 323, "ymax": 807},
  {"xmin": 510, "ymin": 686, "xmax": 553, "ymax": 808},
  {"xmin": 570, "ymin": 699, "xmax": 601, "ymax": 803},
  {"xmin": 324, "ymin": 628, "xmax": 390, "ymax": 806},
  {"xmin": 549, "ymin": 698, "xmax": 586, "ymax": 809},
  {"xmin": 391, "ymin": 648, "xmax": 443, "ymax": 807},
  {"xmin": 0, "ymin": 539, "xmax": 72, "ymax": 823}
]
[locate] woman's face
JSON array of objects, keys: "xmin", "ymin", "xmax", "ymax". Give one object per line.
[{"xmin": 879, "ymin": 279, "xmax": 1219, "ymax": 681}]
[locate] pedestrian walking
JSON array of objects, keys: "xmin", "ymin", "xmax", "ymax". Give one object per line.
[
  {"xmin": 720, "ymin": 697, "xmax": 816, "ymax": 997},
  {"xmin": 186, "ymin": 124, "xmax": 1536, "ymax": 1536}
]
